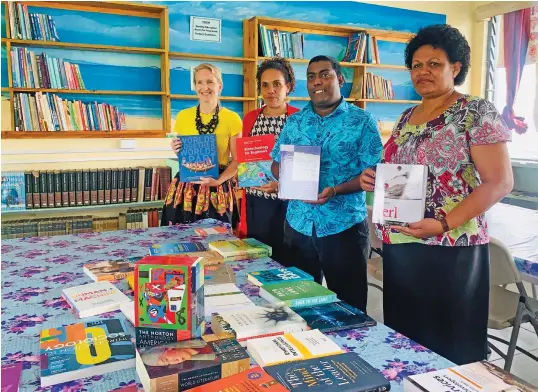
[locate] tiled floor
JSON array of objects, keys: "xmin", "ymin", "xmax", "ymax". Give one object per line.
[{"xmin": 364, "ymin": 270, "xmax": 538, "ymax": 387}]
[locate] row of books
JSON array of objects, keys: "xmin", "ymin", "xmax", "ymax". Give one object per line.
[
  {"xmin": 120, "ymin": 208, "xmax": 162, "ymax": 230},
  {"xmin": 2, "ymin": 216, "xmax": 94, "ymax": 239},
  {"xmin": 363, "ymin": 72, "xmax": 395, "ymax": 100},
  {"xmin": 342, "ymin": 32, "xmax": 379, "ymax": 64},
  {"xmin": 14, "ymin": 92, "xmax": 126, "ymax": 132},
  {"xmin": 258, "ymin": 24, "xmax": 305, "ymax": 59},
  {"xmin": 11, "ymin": 48, "xmax": 86, "ymax": 90},
  {"xmin": 8, "ymin": 2, "xmax": 60, "ymax": 41}
]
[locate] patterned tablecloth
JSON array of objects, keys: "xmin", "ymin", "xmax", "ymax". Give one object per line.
[{"xmin": 1, "ymin": 219, "xmax": 454, "ymax": 392}]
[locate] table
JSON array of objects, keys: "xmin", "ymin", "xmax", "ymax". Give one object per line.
[
  {"xmin": 488, "ymin": 203, "xmax": 538, "ymax": 287},
  {"xmin": 1, "ymin": 219, "xmax": 453, "ymax": 391}
]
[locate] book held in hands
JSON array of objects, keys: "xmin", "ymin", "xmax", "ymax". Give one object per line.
[
  {"xmin": 372, "ymin": 163, "xmax": 428, "ymax": 225},
  {"xmin": 178, "ymin": 135, "xmax": 218, "ymax": 182},
  {"xmin": 278, "ymin": 145, "xmax": 321, "ymax": 201},
  {"xmin": 236, "ymin": 135, "xmax": 277, "ymax": 187}
]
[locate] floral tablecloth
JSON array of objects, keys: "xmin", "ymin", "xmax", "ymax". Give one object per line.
[{"xmin": 1, "ymin": 219, "xmax": 454, "ymax": 392}]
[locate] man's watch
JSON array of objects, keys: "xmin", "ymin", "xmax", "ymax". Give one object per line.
[{"xmin": 439, "ymin": 217, "xmax": 450, "ymax": 233}]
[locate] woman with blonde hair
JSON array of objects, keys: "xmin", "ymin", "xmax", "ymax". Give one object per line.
[{"xmin": 162, "ymin": 63, "xmax": 242, "ymax": 226}]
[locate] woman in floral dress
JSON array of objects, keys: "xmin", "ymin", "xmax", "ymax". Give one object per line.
[{"xmin": 360, "ymin": 24, "xmax": 513, "ymax": 364}]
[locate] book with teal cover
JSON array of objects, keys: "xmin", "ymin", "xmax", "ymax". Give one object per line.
[
  {"xmin": 1, "ymin": 171, "xmax": 26, "ymax": 211},
  {"xmin": 259, "ymin": 281, "xmax": 338, "ymax": 308},
  {"xmin": 247, "ymin": 267, "xmax": 314, "ymax": 287},
  {"xmin": 208, "ymin": 238, "xmax": 272, "ymax": 261},
  {"xmin": 179, "ymin": 134, "xmax": 218, "ymax": 182},
  {"xmin": 237, "ymin": 161, "xmax": 276, "ymax": 187},
  {"xmin": 293, "ymin": 301, "xmax": 376, "ymax": 332},
  {"xmin": 148, "ymin": 242, "xmax": 207, "ymax": 256}
]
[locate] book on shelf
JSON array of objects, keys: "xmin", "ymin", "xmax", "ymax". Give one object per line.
[
  {"xmin": 247, "ymin": 329, "xmax": 343, "ymax": 367},
  {"xmin": 193, "ymin": 226, "xmax": 230, "ymax": 236},
  {"xmin": 260, "ymin": 280, "xmax": 338, "ymax": 308},
  {"xmin": 342, "ymin": 32, "xmax": 377, "ymax": 64},
  {"xmin": 1, "ymin": 171, "xmax": 26, "ymax": 211},
  {"xmin": 8, "ymin": 3, "xmax": 60, "ymax": 41},
  {"xmin": 136, "ymin": 338, "xmax": 250, "ymax": 392},
  {"xmin": 248, "ymin": 267, "xmax": 314, "ymax": 287},
  {"xmin": 211, "ymin": 305, "xmax": 307, "ymax": 347},
  {"xmin": 40, "ymin": 319, "xmax": 135, "ymax": 388},
  {"xmin": 61, "ymin": 281, "xmax": 131, "ymax": 318},
  {"xmin": 83, "ymin": 260, "xmax": 135, "ymax": 282},
  {"xmin": 266, "ymin": 352, "xmax": 391, "ymax": 392},
  {"xmin": 236, "ymin": 135, "xmax": 277, "ymax": 187},
  {"xmin": 364, "ymin": 72, "xmax": 395, "ymax": 100},
  {"xmin": 185, "ymin": 366, "xmax": 288, "ymax": 391},
  {"xmin": 294, "ymin": 301, "xmax": 377, "ymax": 332},
  {"xmin": 278, "ymin": 145, "xmax": 321, "ymax": 201},
  {"xmin": 134, "ymin": 255, "xmax": 205, "ymax": 347},
  {"xmin": 208, "ymin": 238, "xmax": 272, "ymax": 261},
  {"xmin": 204, "ymin": 263, "xmax": 236, "ymax": 285},
  {"xmin": 258, "ymin": 24, "xmax": 304, "ymax": 59},
  {"xmin": 204, "ymin": 283, "xmax": 255, "ymax": 317},
  {"xmin": 148, "ymin": 242, "xmax": 207, "ymax": 256},
  {"xmin": 372, "ymin": 163, "xmax": 428, "ymax": 225},
  {"xmin": 1, "ymin": 362, "xmax": 23, "ymax": 392},
  {"xmin": 404, "ymin": 360, "xmax": 537, "ymax": 392},
  {"xmin": 178, "ymin": 135, "xmax": 219, "ymax": 182}
]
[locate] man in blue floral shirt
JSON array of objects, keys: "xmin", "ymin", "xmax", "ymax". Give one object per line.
[{"xmin": 271, "ymin": 55, "xmax": 383, "ymax": 312}]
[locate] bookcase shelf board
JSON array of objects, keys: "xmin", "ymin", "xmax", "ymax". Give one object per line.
[
  {"xmin": 17, "ymin": 1, "xmax": 166, "ymax": 18},
  {"xmin": 169, "ymin": 52, "xmax": 256, "ymax": 63},
  {"xmin": 170, "ymin": 94, "xmax": 256, "ymax": 102},
  {"xmin": 9, "ymin": 88, "xmax": 166, "ymax": 96},
  {"xmin": 3, "ymin": 38, "xmax": 165, "ymax": 54},
  {"xmin": 359, "ymin": 99, "xmax": 421, "ymax": 104},
  {"xmin": 258, "ymin": 56, "xmax": 362, "ymax": 68},
  {"xmin": 1, "ymin": 130, "xmax": 166, "ymax": 139}
]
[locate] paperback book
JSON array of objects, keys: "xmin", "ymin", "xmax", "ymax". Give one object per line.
[
  {"xmin": 204, "ymin": 263, "xmax": 236, "ymax": 285},
  {"xmin": 247, "ymin": 329, "xmax": 343, "ymax": 367},
  {"xmin": 1, "ymin": 362, "xmax": 23, "ymax": 392},
  {"xmin": 40, "ymin": 319, "xmax": 135, "ymax": 387},
  {"xmin": 136, "ymin": 338, "xmax": 250, "ymax": 392},
  {"xmin": 194, "ymin": 226, "xmax": 230, "ymax": 237},
  {"xmin": 236, "ymin": 135, "xmax": 277, "ymax": 187},
  {"xmin": 248, "ymin": 267, "xmax": 314, "ymax": 287},
  {"xmin": 148, "ymin": 242, "xmax": 207, "ymax": 256},
  {"xmin": 120, "ymin": 301, "xmax": 135, "ymax": 325},
  {"xmin": 278, "ymin": 145, "xmax": 321, "ymax": 201},
  {"xmin": 294, "ymin": 301, "xmax": 377, "ymax": 332},
  {"xmin": 1, "ymin": 171, "xmax": 26, "ymax": 211},
  {"xmin": 204, "ymin": 283, "xmax": 255, "ymax": 317},
  {"xmin": 211, "ymin": 305, "xmax": 307, "ymax": 347},
  {"xmin": 61, "ymin": 281, "xmax": 131, "ymax": 318},
  {"xmin": 83, "ymin": 260, "xmax": 134, "ymax": 282},
  {"xmin": 178, "ymin": 135, "xmax": 218, "ymax": 182},
  {"xmin": 266, "ymin": 352, "xmax": 391, "ymax": 392},
  {"xmin": 134, "ymin": 255, "xmax": 205, "ymax": 347},
  {"xmin": 372, "ymin": 163, "xmax": 428, "ymax": 225},
  {"xmin": 209, "ymin": 238, "xmax": 272, "ymax": 261},
  {"xmin": 260, "ymin": 280, "xmax": 338, "ymax": 308},
  {"xmin": 186, "ymin": 366, "xmax": 288, "ymax": 391},
  {"xmin": 182, "ymin": 250, "xmax": 224, "ymax": 266}
]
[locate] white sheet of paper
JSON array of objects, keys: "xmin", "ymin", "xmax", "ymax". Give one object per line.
[{"xmin": 292, "ymin": 152, "xmax": 319, "ymax": 181}]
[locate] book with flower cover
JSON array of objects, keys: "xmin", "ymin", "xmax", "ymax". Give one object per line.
[
  {"xmin": 278, "ymin": 145, "xmax": 321, "ymax": 201},
  {"xmin": 260, "ymin": 280, "xmax": 338, "ymax": 308},
  {"xmin": 372, "ymin": 163, "xmax": 428, "ymax": 225},
  {"xmin": 248, "ymin": 267, "xmax": 314, "ymax": 287},
  {"xmin": 179, "ymin": 135, "xmax": 218, "ymax": 182},
  {"xmin": 40, "ymin": 319, "xmax": 135, "ymax": 387},
  {"xmin": 236, "ymin": 135, "xmax": 277, "ymax": 187},
  {"xmin": 186, "ymin": 366, "xmax": 288, "ymax": 391}
]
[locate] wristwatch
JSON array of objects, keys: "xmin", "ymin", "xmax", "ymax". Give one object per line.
[{"xmin": 439, "ymin": 217, "xmax": 450, "ymax": 233}]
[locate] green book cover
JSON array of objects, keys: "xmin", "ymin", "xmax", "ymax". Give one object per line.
[{"xmin": 260, "ymin": 281, "xmax": 338, "ymax": 308}]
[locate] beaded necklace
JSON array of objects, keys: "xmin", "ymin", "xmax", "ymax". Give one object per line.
[{"xmin": 195, "ymin": 104, "xmax": 219, "ymax": 134}]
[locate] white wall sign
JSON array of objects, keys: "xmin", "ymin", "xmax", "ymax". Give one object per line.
[{"xmin": 190, "ymin": 16, "xmax": 221, "ymax": 43}]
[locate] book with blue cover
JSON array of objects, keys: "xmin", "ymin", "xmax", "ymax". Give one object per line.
[
  {"xmin": 293, "ymin": 301, "xmax": 376, "ymax": 332},
  {"xmin": 179, "ymin": 134, "xmax": 218, "ymax": 182},
  {"xmin": 148, "ymin": 242, "xmax": 207, "ymax": 256},
  {"xmin": 265, "ymin": 352, "xmax": 390, "ymax": 392},
  {"xmin": 247, "ymin": 267, "xmax": 314, "ymax": 287},
  {"xmin": 1, "ymin": 171, "xmax": 26, "ymax": 211},
  {"xmin": 278, "ymin": 145, "xmax": 321, "ymax": 201}
]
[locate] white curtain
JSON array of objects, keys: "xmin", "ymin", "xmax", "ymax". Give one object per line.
[{"xmin": 528, "ymin": 6, "xmax": 538, "ymax": 128}]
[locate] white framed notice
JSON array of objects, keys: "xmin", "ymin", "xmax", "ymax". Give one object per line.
[{"xmin": 190, "ymin": 16, "xmax": 221, "ymax": 43}]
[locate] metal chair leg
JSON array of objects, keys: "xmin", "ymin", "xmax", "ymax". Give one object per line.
[{"xmin": 505, "ymin": 299, "xmax": 525, "ymax": 371}]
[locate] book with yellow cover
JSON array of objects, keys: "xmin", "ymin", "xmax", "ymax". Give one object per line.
[{"xmin": 208, "ymin": 238, "xmax": 271, "ymax": 261}]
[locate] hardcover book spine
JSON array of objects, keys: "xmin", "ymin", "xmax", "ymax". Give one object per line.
[
  {"xmin": 131, "ymin": 168, "xmax": 138, "ymax": 203},
  {"xmin": 82, "ymin": 170, "xmax": 90, "ymax": 206},
  {"xmin": 68, "ymin": 170, "xmax": 76, "ymax": 207},
  {"xmin": 32, "ymin": 172, "xmax": 41, "ymax": 209},
  {"xmin": 47, "ymin": 171, "xmax": 55, "ymax": 208},
  {"xmin": 40, "ymin": 171, "xmax": 48, "ymax": 208},
  {"xmin": 111, "ymin": 169, "xmax": 118, "ymax": 204},
  {"xmin": 90, "ymin": 169, "xmax": 98, "ymax": 205},
  {"xmin": 97, "ymin": 169, "xmax": 105, "ymax": 205},
  {"xmin": 24, "ymin": 171, "xmax": 33, "ymax": 209},
  {"xmin": 61, "ymin": 171, "xmax": 69, "ymax": 207},
  {"xmin": 124, "ymin": 168, "xmax": 131, "ymax": 203},
  {"xmin": 144, "ymin": 167, "xmax": 152, "ymax": 202},
  {"xmin": 117, "ymin": 169, "xmax": 125, "ymax": 203},
  {"xmin": 104, "ymin": 169, "xmax": 111, "ymax": 204},
  {"xmin": 75, "ymin": 170, "xmax": 83, "ymax": 206},
  {"xmin": 54, "ymin": 171, "xmax": 62, "ymax": 207}
]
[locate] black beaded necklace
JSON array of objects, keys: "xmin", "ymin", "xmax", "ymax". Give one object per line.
[{"xmin": 195, "ymin": 104, "xmax": 220, "ymax": 134}]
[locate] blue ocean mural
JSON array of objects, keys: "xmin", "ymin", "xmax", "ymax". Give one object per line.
[
  {"xmin": 377, "ymin": 41, "xmax": 408, "ymax": 66},
  {"xmin": 170, "ymin": 60, "xmax": 243, "ymax": 96},
  {"xmin": 367, "ymin": 102, "xmax": 415, "ymax": 122},
  {"xmin": 1, "ymin": 45, "xmax": 8, "ymax": 87},
  {"xmin": 1, "ymin": 3, "xmax": 6, "ymax": 39}
]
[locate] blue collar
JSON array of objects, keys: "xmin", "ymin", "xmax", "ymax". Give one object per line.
[{"xmin": 306, "ymin": 97, "xmax": 348, "ymax": 119}]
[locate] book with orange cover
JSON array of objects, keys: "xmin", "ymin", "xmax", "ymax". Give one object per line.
[{"xmin": 185, "ymin": 366, "xmax": 287, "ymax": 391}]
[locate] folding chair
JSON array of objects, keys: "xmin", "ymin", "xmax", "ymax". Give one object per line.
[
  {"xmin": 488, "ymin": 237, "xmax": 538, "ymax": 371},
  {"xmin": 366, "ymin": 206, "xmax": 383, "ymax": 291}
]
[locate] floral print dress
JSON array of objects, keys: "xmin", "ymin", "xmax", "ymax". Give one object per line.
[{"xmin": 376, "ymin": 95, "xmax": 511, "ymax": 247}]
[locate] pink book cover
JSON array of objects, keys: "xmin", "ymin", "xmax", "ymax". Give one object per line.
[{"xmin": 2, "ymin": 362, "xmax": 23, "ymax": 392}]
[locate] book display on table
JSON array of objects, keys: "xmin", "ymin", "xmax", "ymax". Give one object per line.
[
  {"xmin": 211, "ymin": 305, "xmax": 307, "ymax": 347},
  {"xmin": 278, "ymin": 145, "xmax": 321, "ymax": 201},
  {"xmin": 248, "ymin": 267, "xmax": 314, "ymax": 287},
  {"xmin": 61, "ymin": 281, "xmax": 131, "ymax": 318},
  {"xmin": 1, "ymin": 362, "xmax": 23, "ymax": 392},
  {"xmin": 40, "ymin": 319, "xmax": 135, "ymax": 387},
  {"xmin": 204, "ymin": 283, "xmax": 255, "ymax": 317},
  {"xmin": 178, "ymin": 135, "xmax": 219, "ymax": 182},
  {"xmin": 209, "ymin": 238, "xmax": 272, "ymax": 261},
  {"xmin": 372, "ymin": 163, "xmax": 428, "ymax": 226},
  {"xmin": 136, "ymin": 338, "xmax": 250, "ymax": 392},
  {"xmin": 247, "ymin": 329, "xmax": 343, "ymax": 367},
  {"xmin": 148, "ymin": 242, "xmax": 207, "ymax": 256},
  {"xmin": 236, "ymin": 135, "xmax": 277, "ymax": 187},
  {"xmin": 260, "ymin": 280, "xmax": 338, "ymax": 308},
  {"xmin": 134, "ymin": 255, "xmax": 205, "ymax": 347},
  {"xmin": 83, "ymin": 260, "xmax": 135, "ymax": 282},
  {"xmin": 294, "ymin": 301, "xmax": 377, "ymax": 332},
  {"xmin": 265, "ymin": 352, "xmax": 391, "ymax": 392},
  {"xmin": 204, "ymin": 263, "xmax": 236, "ymax": 285},
  {"xmin": 185, "ymin": 366, "xmax": 288, "ymax": 391},
  {"xmin": 194, "ymin": 226, "xmax": 230, "ymax": 237}
]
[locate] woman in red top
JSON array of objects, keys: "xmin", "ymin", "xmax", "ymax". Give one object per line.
[{"xmin": 240, "ymin": 57, "xmax": 299, "ymax": 264}]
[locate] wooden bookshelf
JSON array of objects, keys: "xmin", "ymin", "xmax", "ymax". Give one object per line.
[
  {"xmin": 170, "ymin": 52, "xmax": 256, "ymax": 63},
  {"xmin": 2, "ymin": 38, "xmax": 165, "ymax": 54},
  {"xmin": 1, "ymin": 130, "xmax": 166, "ymax": 139},
  {"xmin": 170, "ymin": 94, "xmax": 256, "ymax": 101},
  {"xmin": 9, "ymin": 88, "xmax": 166, "ymax": 96}
]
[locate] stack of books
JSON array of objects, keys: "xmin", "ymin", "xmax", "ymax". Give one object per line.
[{"xmin": 258, "ymin": 24, "xmax": 304, "ymax": 59}]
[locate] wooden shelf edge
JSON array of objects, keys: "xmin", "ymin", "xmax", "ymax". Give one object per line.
[
  {"xmin": 19, "ymin": 1, "xmax": 165, "ymax": 18},
  {"xmin": 5, "ymin": 38, "xmax": 164, "ymax": 54},
  {"xmin": 9, "ymin": 88, "xmax": 165, "ymax": 96},
  {"xmin": 258, "ymin": 57, "xmax": 407, "ymax": 69},
  {"xmin": 170, "ymin": 52, "xmax": 256, "ymax": 62},
  {"xmin": 360, "ymin": 99, "xmax": 421, "ymax": 104},
  {"xmin": 170, "ymin": 94, "xmax": 256, "ymax": 101},
  {"xmin": 1, "ymin": 130, "xmax": 167, "ymax": 139}
]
